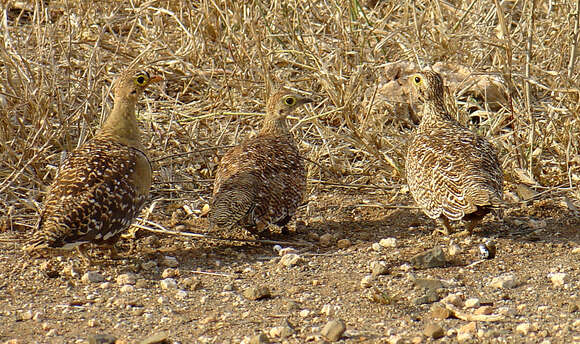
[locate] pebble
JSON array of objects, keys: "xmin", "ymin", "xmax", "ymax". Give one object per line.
[
  {"xmin": 442, "ymin": 293, "xmax": 463, "ymax": 307},
  {"xmin": 161, "ymin": 268, "xmax": 179, "ymax": 279},
  {"xmin": 160, "ymin": 278, "xmax": 177, "ymax": 290},
  {"xmin": 299, "ymin": 309, "xmax": 310, "ymax": 317},
  {"xmin": 409, "ymin": 246, "xmax": 446, "ymax": 269},
  {"xmin": 516, "ymin": 322, "xmax": 532, "ymax": 335},
  {"xmin": 269, "ymin": 319, "xmax": 295, "ymax": 338},
  {"xmin": 141, "ymin": 260, "xmax": 157, "ymax": 271},
  {"xmin": 456, "ymin": 333, "xmax": 473, "ymax": 342},
  {"xmin": 243, "ymin": 286, "xmax": 271, "ymax": 300},
  {"xmin": 116, "ymin": 273, "xmax": 137, "ymax": 285},
  {"xmin": 337, "ymin": 239, "xmax": 352, "ymax": 249},
  {"xmin": 548, "ymin": 272, "xmax": 568, "ymax": 287},
  {"xmin": 489, "ymin": 273, "xmax": 519, "ymax": 289},
  {"xmin": 139, "ymin": 332, "xmax": 169, "ymax": 344},
  {"xmin": 175, "ymin": 290, "xmax": 188, "ymax": 299},
  {"xmin": 161, "ymin": 256, "xmax": 179, "ymax": 268},
  {"xmin": 279, "ymin": 247, "xmax": 298, "ymax": 256},
  {"xmin": 120, "ymin": 285, "xmax": 134, "ymax": 293},
  {"xmin": 572, "ymin": 247, "xmax": 580, "ymax": 254},
  {"xmin": 87, "ymin": 334, "xmax": 117, "ymax": 344},
  {"xmin": 387, "ymin": 335, "xmax": 404, "ymax": 344},
  {"xmin": 82, "ymin": 271, "xmax": 105, "ymax": 283},
  {"xmin": 279, "ymin": 253, "xmax": 303, "ymax": 267},
  {"xmin": 413, "ymin": 289, "xmax": 440, "ymax": 305},
  {"xmin": 423, "ymin": 323, "xmax": 444, "ymax": 339},
  {"xmin": 182, "ymin": 277, "xmax": 202, "ymax": 291},
  {"xmin": 321, "ymin": 319, "xmax": 346, "ymax": 341},
  {"xmin": 474, "ymin": 306, "xmax": 494, "ymax": 315},
  {"xmin": 479, "ymin": 239, "xmax": 497, "ymax": 259},
  {"xmin": 379, "ymin": 238, "xmax": 397, "ymax": 248},
  {"xmin": 412, "ymin": 277, "xmax": 444, "ymax": 291},
  {"xmin": 360, "ymin": 275, "xmax": 373, "ymax": 288},
  {"xmin": 465, "ymin": 298, "xmax": 480, "ymax": 308},
  {"xmin": 371, "ymin": 243, "xmax": 382, "ymax": 251},
  {"xmin": 249, "ymin": 333, "xmax": 270, "ymax": 344},
  {"xmin": 430, "ymin": 303, "xmax": 451, "ymax": 319},
  {"xmin": 458, "ymin": 322, "xmax": 477, "ymax": 335},
  {"xmin": 319, "ymin": 233, "xmax": 334, "ymax": 246},
  {"xmin": 20, "ymin": 310, "xmax": 33, "ymax": 321},
  {"xmin": 448, "ymin": 244, "xmax": 462, "ymax": 256},
  {"xmin": 370, "ymin": 261, "xmax": 389, "ymax": 277},
  {"xmin": 100, "ymin": 282, "xmax": 111, "ymax": 289}
]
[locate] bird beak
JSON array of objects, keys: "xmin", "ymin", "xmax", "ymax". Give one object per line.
[
  {"xmin": 299, "ymin": 97, "xmax": 314, "ymax": 105},
  {"xmin": 149, "ymin": 75, "xmax": 164, "ymax": 84}
]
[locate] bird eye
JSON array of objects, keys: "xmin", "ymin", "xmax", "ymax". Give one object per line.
[
  {"xmin": 284, "ymin": 96, "xmax": 296, "ymax": 106},
  {"xmin": 414, "ymin": 76, "xmax": 421, "ymax": 84},
  {"xmin": 134, "ymin": 73, "xmax": 149, "ymax": 86}
]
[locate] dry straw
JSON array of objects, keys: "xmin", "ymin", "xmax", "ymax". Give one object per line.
[{"xmin": 1, "ymin": 1, "xmax": 579, "ymax": 233}]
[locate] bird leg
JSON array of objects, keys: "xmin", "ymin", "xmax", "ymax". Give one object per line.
[
  {"xmin": 433, "ymin": 216, "xmax": 453, "ymax": 236},
  {"xmin": 76, "ymin": 245, "xmax": 92, "ymax": 266}
]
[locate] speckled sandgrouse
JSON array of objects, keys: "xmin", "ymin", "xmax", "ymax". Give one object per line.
[
  {"xmin": 405, "ymin": 71, "xmax": 503, "ymax": 235},
  {"xmin": 24, "ymin": 69, "xmax": 162, "ymax": 258},
  {"xmin": 209, "ymin": 89, "xmax": 312, "ymax": 235}
]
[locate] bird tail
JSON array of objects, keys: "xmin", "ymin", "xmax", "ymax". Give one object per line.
[{"xmin": 209, "ymin": 172, "xmax": 258, "ymax": 230}]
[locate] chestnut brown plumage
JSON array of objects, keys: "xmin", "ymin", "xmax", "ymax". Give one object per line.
[
  {"xmin": 209, "ymin": 89, "xmax": 312, "ymax": 235},
  {"xmin": 24, "ymin": 69, "xmax": 162, "ymax": 256},
  {"xmin": 405, "ymin": 71, "xmax": 503, "ymax": 235}
]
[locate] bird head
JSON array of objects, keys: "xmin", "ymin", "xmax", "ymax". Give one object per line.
[
  {"xmin": 409, "ymin": 71, "xmax": 445, "ymax": 104},
  {"xmin": 266, "ymin": 89, "xmax": 313, "ymax": 120},
  {"xmin": 113, "ymin": 69, "xmax": 163, "ymax": 104}
]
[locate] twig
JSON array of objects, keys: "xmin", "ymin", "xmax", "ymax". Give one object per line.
[
  {"xmin": 568, "ymin": 0, "xmax": 580, "ymax": 78},
  {"xmin": 442, "ymin": 301, "xmax": 505, "ymax": 322}
]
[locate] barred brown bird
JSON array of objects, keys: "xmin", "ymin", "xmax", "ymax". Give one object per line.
[
  {"xmin": 209, "ymin": 89, "xmax": 312, "ymax": 235},
  {"xmin": 405, "ymin": 71, "xmax": 503, "ymax": 235},
  {"xmin": 24, "ymin": 68, "xmax": 162, "ymax": 259}
]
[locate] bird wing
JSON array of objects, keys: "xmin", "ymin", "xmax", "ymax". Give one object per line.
[
  {"xmin": 406, "ymin": 125, "xmax": 503, "ymax": 221},
  {"xmin": 27, "ymin": 139, "xmax": 150, "ymax": 250}
]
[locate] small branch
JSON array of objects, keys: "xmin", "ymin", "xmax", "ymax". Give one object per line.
[{"xmin": 568, "ymin": 0, "xmax": 580, "ymax": 79}]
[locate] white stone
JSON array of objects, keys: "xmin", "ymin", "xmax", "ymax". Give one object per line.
[
  {"xmin": 299, "ymin": 309, "xmax": 310, "ymax": 317},
  {"xmin": 371, "ymin": 243, "xmax": 382, "ymax": 251},
  {"xmin": 160, "ymin": 278, "xmax": 178, "ymax": 290},
  {"xmin": 448, "ymin": 244, "xmax": 462, "ymax": 256},
  {"xmin": 120, "ymin": 285, "xmax": 134, "ymax": 293},
  {"xmin": 489, "ymin": 273, "xmax": 519, "ymax": 289},
  {"xmin": 548, "ymin": 272, "xmax": 568, "ymax": 287},
  {"xmin": 516, "ymin": 322, "xmax": 532, "ymax": 335},
  {"xmin": 279, "ymin": 247, "xmax": 298, "ymax": 256},
  {"xmin": 465, "ymin": 298, "xmax": 480, "ymax": 308},
  {"xmin": 273, "ymin": 244, "xmax": 282, "ymax": 253},
  {"xmin": 379, "ymin": 238, "xmax": 397, "ymax": 248},
  {"xmin": 116, "ymin": 273, "xmax": 137, "ymax": 285},
  {"xmin": 457, "ymin": 333, "xmax": 473, "ymax": 342},
  {"xmin": 82, "ymin": 271, "xmax": 105, "ymax": 283},
  {"xmin": 175, "ymin": 290, "xmax": 188, "ymax": 299},
  {"xmin": 279, "ymin": 253, "xmax": 303, "ymax": 267},
  {"xmin": 360, "ymin": 275, "xmax": 373, "ymax": 288},
  {"xmin": 388, "ymin": 335, "xmax": 404, "ymax": 344}
]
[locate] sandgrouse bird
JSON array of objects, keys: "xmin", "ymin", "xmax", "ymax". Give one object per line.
[
  {"xmin": 209, "ymin": 89, "xmax": 312, "ymax": 235},
  {"xmin": 24, "ymin": 68, "xmax": 162, "ymax": 259},
  {"xmin": 405, "ymin": 71, "xmax": 503, "ymax": 235}
]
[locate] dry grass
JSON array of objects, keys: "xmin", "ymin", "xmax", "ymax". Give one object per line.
[{"xmin": 1, "ymin": 0, "xmax": 579, "ymax": 232}]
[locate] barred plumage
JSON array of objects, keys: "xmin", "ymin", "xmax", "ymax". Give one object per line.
[
  {"xmin": 24, "ymin": 68, "xmax": 162, "ymax": 256},
  {"xmin": 209, "ymin": 89, "xmax": 312, "ymax": 235},
  {"xmin": 405, "ymin": 71, "xmax": 503, "ymax": 235}
]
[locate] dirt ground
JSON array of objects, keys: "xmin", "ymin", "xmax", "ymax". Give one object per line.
[{"xmin": 1, "ymin": 189, "xmax": 579, "ymax": 344}]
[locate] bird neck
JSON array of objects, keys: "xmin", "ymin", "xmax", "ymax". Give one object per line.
[
  {"xmin": 418, "ymin": 96, "xmax": 456, "ymax": 129},
  {"xmin": 97, "ymin": 98, "xmax": 143, "ymax": 149},
  {"xmin": 260, "ymin": 115, "xmax": 290, "ymax": 136}
]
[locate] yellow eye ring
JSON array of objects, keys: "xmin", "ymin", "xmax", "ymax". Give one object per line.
[
  {"xmin": 134, "ymin": 73, "xmax": 149, "ymax": 86},
  {"xmin": 284, "ymin": 96, "xmax": 296, "ymax": 106},
  {"xmin": 413, "ymin": 76, "xmax": 421, "ymax": 84}
]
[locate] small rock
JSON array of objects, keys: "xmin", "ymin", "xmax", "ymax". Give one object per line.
[
  {"xmin": 141, "ymin": 260, "xmax": 157, "ymax": 271},
  {"xmin": 337, "ymin": 239, "xmax": 352, "ymax": 249},
  {"xmin": 249, "ymin": 333, "xmax": 270, "ymax": 344},
  {"xmin": 410, "ymin": 246, "xmax": 446, "ymax": 269},
  {"xmin": 370, "ymin": 261, "xmax": 389, "ymax": 277},
  {"xmin": 572, "ymin": 247, "xmax": 580, "ymax": 254},
  {"xmin": 20, "ymin": 310, "xmax": 33, "ymax": 321},
  {"xmin": 161, "ymin": 268, "xmax": 179, "ymax": 279},
  {"xmin": 299, "ymin": 309, "xmax": 310, "ymax": 317},
  {"xmin": 243, "ymin": 286, "xmax": 271, "ymax": 300},
  {"xmin": 430, "ymin": 303, "xmax": 451, "ymax": 319},
  {"xmin": 120, "ymin": 285, "xmax": 134, "ymax": 293},
  {"xmin": 161, "ymin": 256, "xmax": 179, "ymax": 268},
  {"xmin": 279, "ymin": 253, "xmax": 303, "ymax": 267},
  {"xmin": 321, "ymin": 319, "xmax": 346, "ymax": 342},
  {"xmin": 182, "ymin": 277, "xmax": 202, "ymax": 291},
  {"xmin": 360, "ymin": 275, "xmax": 373, "ymax": 288},
  {"xmin": 548, "ymin": 272, "xmax": 568, "ymax": 287},
  {"xmin": 387, "ymin": 335, "xmax": 404, "ymax": 344},
  {"xmin": 87, "ymin": 334, "xmax": 117, "ymax": 344},
  {"xmin": 442, "ymin": 293, "xmax": 464, "ymax": 307},
  {"xmin": 160, "ymin": 278, "xmax": 177, "ymax": 290},
  {"xmin": 371, "ymin": 243, "xmax": 382, "ymax": 251},
  {"xmin": 319, "ymin": 233, "xmax": 334, "ymax": 246},
  {"xmin": 413, "ymin": 289, "xmax": 440, "ymax": 305},
  {"xmin": 516, "ymin": 322, "xmax": 532, "ymax": 335},
  {"xmin": 474, "ymin": 306, "xmax": 494, "ymax": 315},
  {"xmin": 458, "ymin": 322, "xmax": 477, "ymax": 335},
  {"xmin": 448, "ymin": 244, "xmax": 462, "ymax": 256},
  {"xmin": 175, "ymin": 290, "xmax": 188, "ymax": 299},
  {"xmin": 269, "ymin": 319, "xmax": 295, "ymax": 338},
  {"xmin": 465, "ymin": 298, "xmax": 480, "ymax": 308},
  {"xmin": 412, "ymin": 277, "xmax": 444, "ymax": 291},
  {"xmin": 489, "ymin": 273, "xmax": 519, "ymax": 289},
  {"xmin": 139, "ymin": 331, "xmax": 169, "ymax": 344},
  {"xmin": 479, "ymin": 239, "xmax": 497, "ymax": 259},
  {"xmin": 456, "ymin": 333, "xmax": 473, "ymax": 343},
  {"xmin": 379, "ymin": 238, "xmax": 397, "ymax": 248},
  {"xmin": 82, "ymin": 271, "xmax": 105, "ymax": 283},
  {"xmin": 423, "ymin": 323, "xmax": 444, "ymax": 339},
  {"xmin": 116, "ymin": 273, "xmax": 137, "ymax": 285},
  {"xmin": 135, "ymin": 279, "xmax": 148, "ymax": 289},
  {"xmin": 279, "ymin": 247, "xmax": 298, "ymax": 256}
]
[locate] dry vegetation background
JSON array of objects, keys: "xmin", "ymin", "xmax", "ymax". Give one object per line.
[{"xmin": 1, "ymin": 0, "xmax": 579, "ymax": 234}]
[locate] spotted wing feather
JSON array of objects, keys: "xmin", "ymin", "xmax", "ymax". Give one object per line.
[
  {"xmin": 28, "ymin": 138, "xmax": 151, "ymax": 249},
  {"xmin": 406, "ymin": 123, "xmax": 503, "ymax": 221},
  {"xmin": 210, "ymin": 133, "xmax": 306, "ymax": 230}
]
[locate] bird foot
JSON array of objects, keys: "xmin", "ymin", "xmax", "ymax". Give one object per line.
[{"xmin": 431, "ymin": 227, "xmax": 450, "ymax": 236}]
